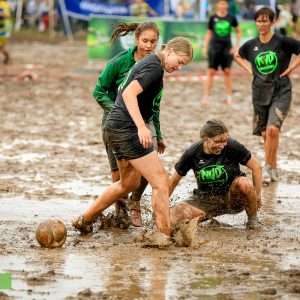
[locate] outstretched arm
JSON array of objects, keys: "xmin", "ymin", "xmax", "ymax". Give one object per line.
[{"xmin": 246, "ymin": 155, "xmax": 262, "ymax": 208}]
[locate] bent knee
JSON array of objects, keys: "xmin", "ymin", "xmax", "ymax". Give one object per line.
[
  {"xmin": 231, "ymin": 177, "xmax": 253, "ymax": 193},
  {"xmin": 266, "ymin": 126, "xmax": 279, "ymax": 138},
  {"xmin": 119, "ymin": 178, "xmax": 140, "ymax": 193}
]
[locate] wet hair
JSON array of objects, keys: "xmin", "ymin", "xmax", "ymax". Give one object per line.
[
  {"xmin": 254, "ymin": 7, "xmax": 275, "ymax": 22},
  {"xmin": 164, "ymin": 37, "xmax": 194, "ymax": 63},
  {"xmin": 200, "ymin": 119, "xmax": 228, "ymax": 139},
  {"xmin": 110, "ymin": 21, "xmax": 160, "ymax": 46}
]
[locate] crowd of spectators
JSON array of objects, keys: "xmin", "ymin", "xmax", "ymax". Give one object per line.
[{"xmin": 3, "ymin": 0, "xmax": 300, "ymax": 38}]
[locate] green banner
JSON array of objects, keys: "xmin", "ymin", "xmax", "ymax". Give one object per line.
[
  {"xmin": 87, "ymin": 17, "xmax": 257, "ymax": 61},
  {"xmin": 0, "ymin": 273, "xmax": 12, "ymax": 290}
]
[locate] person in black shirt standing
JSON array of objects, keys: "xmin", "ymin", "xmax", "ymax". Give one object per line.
[
  {"xmin": 235, "ymin": 7, "xmax": 300, "ymax": 184},
  {"xmin": 169, "ymin": 119, "xmax": 262, "ymax": 230},
  {"xmin": 72, "ymin": 37, "xmax": 194, "ymax": 238},
  {"xmin": 202, "ymin": 0, "xmax": 241, "ymax": 106}
]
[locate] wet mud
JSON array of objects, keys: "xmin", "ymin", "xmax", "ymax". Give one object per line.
[{"xmin": 1, "ymin": 41, "xmax": 300, "ymax": 299}]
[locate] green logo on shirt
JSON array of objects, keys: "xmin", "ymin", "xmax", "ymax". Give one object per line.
[
  {"xmin": 198, "ymin": 164, "xmax": 228, "ymax": 185},
  {"xmin": 215, "ymin": 20, "xmax": 231, "ymax": 37},
  {"xmin": 255, "ymin": 51, "xmax": 278, "ymax": 74},
  {"xmin": 152, "ymin": 88, "xmax": 163, "ymax": 113}
]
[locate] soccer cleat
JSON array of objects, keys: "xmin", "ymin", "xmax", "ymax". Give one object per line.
[{"xmin": 72, "ymin": 216, "xmax": 93, "ymax": 234}]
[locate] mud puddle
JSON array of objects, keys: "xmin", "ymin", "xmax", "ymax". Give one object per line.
[{"xmin": 1, "ymin": 179, "xmax": 300, "ymax": 299}]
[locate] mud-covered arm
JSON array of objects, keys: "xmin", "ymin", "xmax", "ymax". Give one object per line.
[
  {"xmin": 169, "ymin": 171, "xmax": 183, "ymax": 197},
  {"xmin": 246, "ymin": 154, "xmax": 262, "ymax": 208},
  {"xmin": 93, "ymin": 62, "xmax": 116, "ymax": 114}
]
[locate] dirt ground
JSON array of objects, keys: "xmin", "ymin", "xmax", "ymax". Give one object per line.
[{"xmin": 1, "ymin": 40, "xmax": 300, "ymax": 300}]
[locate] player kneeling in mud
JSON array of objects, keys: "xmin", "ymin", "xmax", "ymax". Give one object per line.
[{"xmin": 169, "ymin": 119, "xmax": 262, "ymax": 230}]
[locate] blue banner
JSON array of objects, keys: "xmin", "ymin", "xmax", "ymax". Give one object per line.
[{"xmin": 63, "ymin": 0, "xmax": 164, "ymax": 19}]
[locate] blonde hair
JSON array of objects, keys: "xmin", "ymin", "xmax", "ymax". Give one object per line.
[{"xmin": 165, "ymin": 37, "xmax": 193, "ymax": 63}]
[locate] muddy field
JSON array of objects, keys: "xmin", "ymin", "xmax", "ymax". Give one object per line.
[{"xmin": 1, "ymin": 40, "xmax": 300, "ymax": 299}]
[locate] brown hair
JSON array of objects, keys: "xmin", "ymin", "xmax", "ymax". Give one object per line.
[
  {"xmin": 200, "ymin": 119, "xmax": 228, "ymax": 139},
  {"xmin": 110, "ymin": 21, "xmax": 160, "ymax": 46},
  {"xmin": 254, "ymin": 7, "xmax": 275, "ymax": 22}
]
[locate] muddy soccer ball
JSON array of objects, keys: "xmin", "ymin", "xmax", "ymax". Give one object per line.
[{"xmin": 36, "ymin": 219, "xmax": 67, "ymax": 248}]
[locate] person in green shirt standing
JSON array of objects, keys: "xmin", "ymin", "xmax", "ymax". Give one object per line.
[{"xmin": 93, "ymin": 21, "xmax": 165, "ymax": 228}]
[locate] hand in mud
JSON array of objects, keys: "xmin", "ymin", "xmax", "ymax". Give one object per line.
[
  {"xmin": 138, "ymin": 125, "xmax": 152, "ymax": 148},
  {"xmin": 157, "ymin": 139, "xmax": 166, "ymax": 154}
]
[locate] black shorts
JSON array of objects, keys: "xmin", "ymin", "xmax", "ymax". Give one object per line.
[
  {"xmin": 102, "ymin": 128, "xmax": 154, "ymax": 164},
  {"xmin": 184, "ymin": 190, "xmax": 244, "ymax": 219},
  {"xmin": 208, "ymin": 47, "xmax": 233, "ymax": 70},
  {"xmin": 102, "ymin": 120, "xmax": 157, "ymax": 172},
  {"xmin": 252, "ymin": 77, "xmax": 291, "ymax": 136}
]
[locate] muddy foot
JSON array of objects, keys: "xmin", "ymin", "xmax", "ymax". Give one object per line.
[
  {"xmin": 173, "ymin": 217, "xmax": 199, "ymax": 247},
  {"xmin": 141, "ymin": 231, "xmax": 172, "ymax": 248}
]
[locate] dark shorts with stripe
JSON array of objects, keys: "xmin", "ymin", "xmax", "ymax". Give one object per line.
[{"xmin": 252, "ymin": 76, "xmax": 291, "ymax": 136}]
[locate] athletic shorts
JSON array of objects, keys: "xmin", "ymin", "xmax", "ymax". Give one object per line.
[
  {"xmin": 184, "ymin": 189, "xmax": 244, "ymax": 219},
  {"xmin": 208, "ymin": 47, "xmax": 233, "ymax": 70},
  {"xmin": 252, "ymin": 77, "xmax": 291, "ymax": 136},
  {"xmin": 0, "ymin": 36, "xmax": 7, "ymax": 47},
  {"xmin": 102, "ymin": 121, "xmax": 156, "ymax": 172}
]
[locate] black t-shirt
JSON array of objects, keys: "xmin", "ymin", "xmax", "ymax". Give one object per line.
[
  {"xmin": 238, "ymin": 33, "xmax": 300, "ymax": 82},
  {"xmin": 208, "ymin": 13, "xmax": 238, "ymax": 50},
  {"xmin": 104, "ymin": 54, "xmax": 164, "ymax": 132},
  {"xmin": 175, "ymin": 138, "xmax": 251, "ymax": 195}
]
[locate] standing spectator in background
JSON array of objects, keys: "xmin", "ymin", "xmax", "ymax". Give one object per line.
[
  {"xmin": 175, "ymin": 0, "xmax": 189, "ymax": 19},
  {"xmin": 291, "ymin": 0, "xmax": 299, "ymax": 36},
  {"xmin": 241, "ymin": 1, "xmax": 256, "ymax": 20},
  {"xmin": 25, "ymin": 0, "xmax": 39, "ymax": 28},
  {"xmin": 228, "ymin": 0, "xmax": 242, "ymax": 19},
  {"xmin": 202, "ymin": 0, "xmax": 242, "ymax": 106},
  {"xmin": 275, "ymin": 3, "xmax": 293, "ymax": 36},
  {"xmin": 0, "ymin": 0, "xmax": 11, "ymax": 64},
  {"xmin": 130, "ymin": 0, "xmax": 159, "ymax": 18},
  {"xmin": 37, "ymin": 0, "xmax": 49, "ymax": 32}
]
